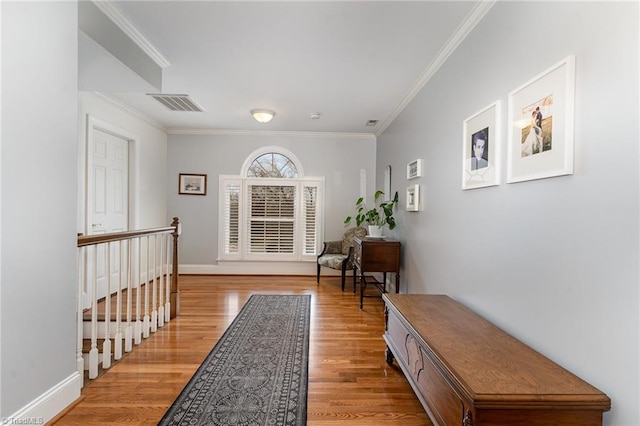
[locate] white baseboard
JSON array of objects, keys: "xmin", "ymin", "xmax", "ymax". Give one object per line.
[
  {"xmin": 179, "ymin": 261, "xmax": 341, "ymax": 276},
  {"xmin": 176, "ymin": 263, "xmax": 397, "ymax": 291},
  {"xmin": 5, "ymin": 372, "xmax": 81, "ymax": 424}
]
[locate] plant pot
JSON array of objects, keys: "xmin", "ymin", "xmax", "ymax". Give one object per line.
[{"xmin": 368, "ymin": 225, "xmax": 383, "ymax": 238}]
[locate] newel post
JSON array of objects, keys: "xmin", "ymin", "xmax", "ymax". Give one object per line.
[{"xmin": 170, "ymin": 217, "xmax": 181, "ymax": 319}]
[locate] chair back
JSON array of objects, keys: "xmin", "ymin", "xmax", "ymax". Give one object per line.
[{"xmin": 341, "ymin": 227, "xmax": 367, "ymax": 255}]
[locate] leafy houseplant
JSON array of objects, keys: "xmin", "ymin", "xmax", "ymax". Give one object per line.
[{"xmin": 344, "ymin": 190, "xmax": 399, "ymax": 236}]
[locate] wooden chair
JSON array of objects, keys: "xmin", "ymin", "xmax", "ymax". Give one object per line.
[{"xmin": 316, "ymin": 227, "xmax": 367, "ymax": 291}]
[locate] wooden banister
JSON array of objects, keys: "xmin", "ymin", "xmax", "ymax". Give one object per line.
[
  {"xmin": 78, "ymin": 226, "xmax": 175, "ymax": 246},
  {"xmin": 77, "ymin": 221, "xmax": 180, "ymax": 318},
  {"xmin": 77, "ymin": 218, "xmax": 181, "ymax": 382}
]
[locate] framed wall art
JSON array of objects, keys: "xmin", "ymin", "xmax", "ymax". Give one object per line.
[
  {"xmin": 506, "ymin": 55, "xmax": 575, "ymax": 183},
  {"xmin": 406, "ymin": 184, "xmax": 420, "ymax": 211},
  {"xmin": 462, "ymin": 100, "xmax": 501, "ymax": 190},
  {"xmin": 407, "ymin": 159, "xmax": 423, "ymax": 180},
  {"xmin": 179, "ymin": 173, "xmax": 207, "ymax": 195}
]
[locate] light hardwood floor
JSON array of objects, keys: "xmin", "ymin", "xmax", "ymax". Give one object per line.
[{"xmin": 50, "ymin": 275, "xmax": 432, "ymax": 425}]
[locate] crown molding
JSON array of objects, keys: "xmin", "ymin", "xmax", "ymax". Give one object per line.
[
  {"xmin": 90, "ymin": 95, "xmax": 375, "ymax": 140},
  {"xmin": 167, "ymin": 128, "xmax": 377, "ymax": 140},
  {"xmin": 376, "ymin": 0, "xmax": 496, "ymax": 137},
  {"xmin": 93, "ymin": 92, "xmax": 168, "ymax": 132},
  {"xmin": 91, "ymin": 0, "xmax": 171, "ymax": 69}
]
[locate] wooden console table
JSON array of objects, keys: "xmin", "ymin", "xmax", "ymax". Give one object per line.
[
  {"xmin": 383, "ymin": 294, "xmax": 611, "ymax": 426},
  {"xmin": 353, "ymin": 237, "xmax": 400, "ymax": 309}
]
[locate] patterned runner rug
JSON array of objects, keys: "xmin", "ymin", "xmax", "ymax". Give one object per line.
[{"xmin": 159, "ymin": 294, "xmax": 311, "ymax": 425}]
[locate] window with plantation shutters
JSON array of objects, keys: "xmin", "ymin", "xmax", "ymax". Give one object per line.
[
  {"xmin": 218, "ymin": 149, "xmax": 323, "ymax": 262},
  {"xmin": 247, "ymin": 184, "xmax": 295, "ymax": 254}
]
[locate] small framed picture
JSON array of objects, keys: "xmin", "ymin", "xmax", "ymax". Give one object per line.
[
  {"xmin": 406, "ymin": 184, "xmax": 420, "ymax": 211},
  {"xmin": 407, "ymin": 159, "xmax": 423, "ymax": 180},
  {"xmin": 462, "ymin": 101, "xmax": 501, "ymax": 190},
  {"xmin": 179, "ymin": 173, "xmax": 207, "ymax": 195},
  {"xmin": 506, "ymin": 55, "xmax": 575, "ymax": 183}
]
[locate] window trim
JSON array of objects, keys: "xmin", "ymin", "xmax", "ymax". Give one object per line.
[{"xmin": 219, "ymin": 147, "xmax": 323, "ymax": 262}]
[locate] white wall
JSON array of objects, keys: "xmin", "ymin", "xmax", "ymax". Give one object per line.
[
  {"xmin": 0, "ymin": 4, "xmax": 169, "ymax": 419},
  {"xmin": 77, "ymin": 92, "xmax": 168, "ymax": 232},
  {"xmin": 167, "ymin": 131, "xmax": 376, "ymax": 273},
  {"xmin": 1, "ymin": 2, "xmax": 81, "ymax": 420},
  {"xmin": 377, "ymin": 2, "xmax": 639, "ymax": 425}
]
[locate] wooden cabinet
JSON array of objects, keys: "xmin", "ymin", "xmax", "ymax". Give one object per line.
[
  {"xmin": 383, "ymin": 294, "xmax": 611, "ymax": 426},
  {"xmin": 353, "ymin": 237, "xmax": 400, "ymax": 309}
]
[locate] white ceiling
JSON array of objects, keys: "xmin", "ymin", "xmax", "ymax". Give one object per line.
[{"xmin": 80, "ymin": 1, "xmax": 488, "ymax": 135}]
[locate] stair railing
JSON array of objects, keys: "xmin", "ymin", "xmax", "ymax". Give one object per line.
[{"xmin": 77, "ymin": 217, "xmax": 180, "ymax": 382}]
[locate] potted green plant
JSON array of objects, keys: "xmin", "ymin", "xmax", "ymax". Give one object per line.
[{"xmin": 344, "ymin": 190, "xmax": 399, "ymax": 237}]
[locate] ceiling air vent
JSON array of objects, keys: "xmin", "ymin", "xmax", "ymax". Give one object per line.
[{"xmin": 148, "ymin": 94, "xmax": 204, "ymax": 112}]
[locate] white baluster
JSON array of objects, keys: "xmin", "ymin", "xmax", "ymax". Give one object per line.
[
  {"xmin": 135, "ymin": 236, "xmax": 143, "ymax": 344},
  {"xmin": 89, "ymin": 246, "xmax": 99, "ymax": 379},
  {"xmin": 114, "ymin": 240, "xmax": 123, "ymax": 360},
  {"xmin": 151, "ymin": 234, "xmax": 158, "ymax": 333},
  {"xmin": 158, "ymin": 234, "xmax": 164, "ymax": 328},
  {"xmin": 143, "ymin": 235, "xmax": 151, "ymax": 338},
  {"xmin": 158, "ymin": 234, "xmax": 167, "ymax": 327},
  {"xmin": 125, "ymin": 239, "xmax": 133, "ymax": 352},
  {"xmin": 102, "ymin": 242, "xmax": 112, "ymax": 369}
]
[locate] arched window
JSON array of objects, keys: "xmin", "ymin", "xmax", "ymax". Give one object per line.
[
  {"xmin": 219, "ymin": 147, "xmax": 323, "ymax": 262},
  {"xmin": 247, "ymin": 152, "xmax": 299, "ymax": 178}
]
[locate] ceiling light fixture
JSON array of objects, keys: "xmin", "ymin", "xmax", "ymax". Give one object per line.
[{"xmin": 251, "ymin": 109, "xmax": 275, "ymax": 123}]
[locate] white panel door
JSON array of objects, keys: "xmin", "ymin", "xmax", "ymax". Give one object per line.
[{"xmin": 86, "ymin": 127, "xmax": 129, "ymax": 306}]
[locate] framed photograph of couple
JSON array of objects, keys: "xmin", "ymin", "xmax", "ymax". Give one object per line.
[
  {"xmin": 462, "ymin": 100, "xmax": 501, "ymax": 190},
  {"xmin": 506, "ymin": 55, "xmax": 575, "ymax": 183}
]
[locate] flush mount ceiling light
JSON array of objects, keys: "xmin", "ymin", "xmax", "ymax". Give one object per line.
[{"xmin": 251, "ymin": 109, "xmax": 275, "ymax": 123}]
